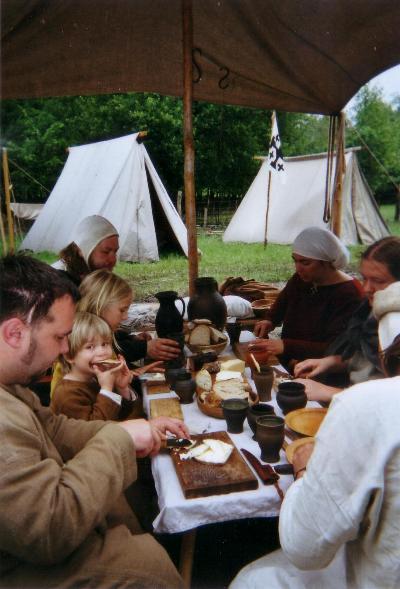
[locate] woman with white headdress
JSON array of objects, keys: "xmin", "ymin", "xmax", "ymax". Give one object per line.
[{"xmin": 251, "ymin": 226, "xmax": 363, "ymax": 370}]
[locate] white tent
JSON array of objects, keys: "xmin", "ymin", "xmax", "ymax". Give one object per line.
[
  {"xmin": 20, "ymin": 133, "xmax": 188, "ymax": 262},
  {"xmin": 223, "ymin": 149, "xmax": 389, "ymax": 246}
]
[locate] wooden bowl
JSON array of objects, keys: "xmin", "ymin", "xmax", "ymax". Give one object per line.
[
  {"xmin": 285, "ymin": 437, "xmax": 315, "ymax": 463},
  {"xmin": 196, "ymin": 393, "xmax": 224, "ymax": 419},
  {"xmin": 285, "ymin": 408, "xmax": 327, "ymax": 437},
  {"xmin": 186, "ymin": 339, "xmax": 227, "ymax": 355}
]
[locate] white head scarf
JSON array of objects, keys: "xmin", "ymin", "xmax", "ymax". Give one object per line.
[
  {"xmin": 72, "ymin": 215, "xmax": 119, "ymax": 265},
  {"xmin": 373, "ymin": 282, "xmax": 400, "ymax": 350},
  {"xmin": 292, "ymin": 226, "xmax": 349, "ymax": 270}
]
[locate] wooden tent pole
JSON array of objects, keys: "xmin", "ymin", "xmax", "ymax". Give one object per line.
[
  {"xmin": 2, "ymin": 148, "xmax": 15, "ymax": 253},
  {"xmin": 331, "ymin": 112, "xmax": 346, "ymax": 237},
  {"xmin": 182, "ymin": 0, "xmax": 198, "ymax": 296},
  {"xmin": 263, "ymin": 171, "xmax": 272, "ymax": 248}
]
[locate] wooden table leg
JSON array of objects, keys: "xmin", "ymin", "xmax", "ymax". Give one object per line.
[{"xmin": 179, "ymin": 529, "xmax": 197, "ymax": 588}]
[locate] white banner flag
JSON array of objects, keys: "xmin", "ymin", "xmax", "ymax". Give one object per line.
[{"xmin": 268, "ymin": 113, "xmax": 286, "ymax": 182}]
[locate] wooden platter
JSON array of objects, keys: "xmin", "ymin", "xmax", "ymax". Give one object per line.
[
  {"xmin": 170, "ymin": 431, "xmax": 258, "ymax": 499},
  {"xmin": 150, "ymin": 397, "xmax": 184, "ymax": 420}
]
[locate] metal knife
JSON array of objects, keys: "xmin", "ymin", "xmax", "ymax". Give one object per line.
[{"xmin": 162, "ymin": 438, "xmax": 194, "ymax": 449}]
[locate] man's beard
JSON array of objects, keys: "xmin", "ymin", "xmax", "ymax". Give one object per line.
[{"xmin": 20, "ymin": 335, "xmax": 48, "ymax": 386}]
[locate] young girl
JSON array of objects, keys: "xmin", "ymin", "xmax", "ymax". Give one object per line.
[{"xmin": 51, "ymin": 311, "xmax": 141, "ymax": 420}]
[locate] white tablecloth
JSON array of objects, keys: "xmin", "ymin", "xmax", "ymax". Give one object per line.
[{"xmin": 144, "ymin": 331, "xmax": 318, "ymax": 534}]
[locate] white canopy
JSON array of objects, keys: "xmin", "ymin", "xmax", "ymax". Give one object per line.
[
  {"xmin": 223, "ymin": 150, "xmax": 389, "ymax": 246},
  {"xmin": 21, "ymin": 134, "xmax": 188, "ymax": 262}
]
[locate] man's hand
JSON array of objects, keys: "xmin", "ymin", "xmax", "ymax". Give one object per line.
[
  {"xmin": 150, "ymin": 416, "xmax": 190, "ymax": 440},
  {"xmin": 146, "ymin": 338, "xmax": 181, "ymax": 361},
  {"xmin": 294, "ymin": 355, "xmax": 344, "ymax": 378},
  {"xmin": 248, "ymin": 338, "xmax": 284, "ymax": 356},
  {"xmin": 253, "ymin": 320, "xmax": 274, "ymax": 338},
  {"xmin": 294, "ymin": 378, "xmax": 340, "ymax": 402},
  {"xmin": 292, "ymin": 441, "xmax": 314, "ymax": 479},
  {"xmin": 118, "ymin": 418, "xmax": 162, "ymax": 457}
]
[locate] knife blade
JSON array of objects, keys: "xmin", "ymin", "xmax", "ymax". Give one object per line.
[{"xmin": 163, "ymin": 438, "xmax": 194, "ymax": 449}]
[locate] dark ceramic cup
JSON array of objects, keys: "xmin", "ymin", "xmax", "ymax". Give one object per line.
[
  {"xmin": 276, "ymin": 381, "xmax": 307, "ymax": 415},
  {"xmin": 174, "ymin": 372, "xmax": 196, "ymax": 404},
  {"xmin": 255, "ymin": 415, "xmax": 285, "ymax": 463},
  {"xmin": 247, "ymin": 403, "xmax": 275, "ymax": 439},
  {"xmin": 252, "ymin": 365, "xmax": 274, "ymax": 401},
  {"xmin": 221, "ymin": 398, "xmax": 249, "ymax": 434},
  {"xmin": 165, "ymin": 367, "xmax": 188, "ymax": 388}
]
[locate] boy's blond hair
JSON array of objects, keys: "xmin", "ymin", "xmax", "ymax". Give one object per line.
[
  {"xmin": 78, "ymin": 270, "xmax": 133, "ymax": 317},
  {"xmin": 60, "ymin": 311, "xmax": 113, "ymax": 374}
]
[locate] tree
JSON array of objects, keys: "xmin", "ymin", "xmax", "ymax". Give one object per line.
[{"xmin": 347, "ymin": 87, "xmax": 400, "ymax": 202}]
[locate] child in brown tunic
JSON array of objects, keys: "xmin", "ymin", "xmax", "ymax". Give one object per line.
[{"xmin": 51, "ymin": 311, "xmax": 141, "ymax": 420}]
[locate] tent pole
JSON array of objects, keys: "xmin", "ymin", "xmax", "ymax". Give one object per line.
[
  {"xmin": 182, "ymin": 0, "xmax": 198, "ymax": 296},
  {"xmin": 263, "ymin": 171, "xmax": 272, "ymax": 247},
  {"xmin": 2, "ymin": 148, "xmax": 15, "ymax": 253},
  {"xmin": 331, "ymin": 112, "xmax": 346, "ymax": 238}
]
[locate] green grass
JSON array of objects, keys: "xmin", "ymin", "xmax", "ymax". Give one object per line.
[{"xmin": 3, "ymin": 204, "xmax": 399, "ymax": 302}]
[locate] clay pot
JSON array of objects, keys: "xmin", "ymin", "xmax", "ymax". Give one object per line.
[
  {"xmin": 247, "ymin": 403, "xmax": 275, "ymax": 439},
  {"xmin": 187, "ymin": 277, "xmax": 227, "ymax": 331},
  {"xmin": 174, "ymin": 372, "xmax": 196, "ymax": 404},
  {"xmin": 255, "ymin": 415, "xmax": 285, "ymax": 463},
  {"xmin": 252, "ymin": 366, "xmax": 274, "ymax": 401},
  {"xmin": 276, "ymin": 382, "xmax": 307, "ymax": 415},
  {"xmin": 221, "ymin": 398, "xmax": 249, "ymax": 434}
]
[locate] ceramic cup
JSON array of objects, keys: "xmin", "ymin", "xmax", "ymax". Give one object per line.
[
  {"xmin": 247, "ymin": 403, "xmax": 275, "ymax": 439},
  {"xmin": 276, "ymin": 381, "xmax": 307, "ymax": 415},
  {"xmin": 221, "ymin": 398, "xmax": 249, "ymax": 434},
  {"xmin": 255, "ymin": 415, "xmax": 285, "ymax": 463},
  {"xmin": 165, "ymin": 366, "xmax": 188, "ymax": 388},
  {"xmin": 174, "ymin": 372, "xmax": 196, "ymax": 404},
  {"xmin": 252, "ymin": 365, "xmax": 274, "ymax": 401}
]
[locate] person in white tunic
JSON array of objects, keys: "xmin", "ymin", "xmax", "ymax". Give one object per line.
[{"xmin": 230, "ymin": 282, "xmax": 400, "ymax": 589}]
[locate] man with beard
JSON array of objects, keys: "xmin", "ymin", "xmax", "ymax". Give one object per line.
[{"xmin": 0, "ymin": 254, "xmax": 184, "ymax": 589}]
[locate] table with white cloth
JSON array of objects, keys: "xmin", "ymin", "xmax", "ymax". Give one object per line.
[{"xmin": 143, "ymin": 331, "xmax": 319, "ymax": 586}]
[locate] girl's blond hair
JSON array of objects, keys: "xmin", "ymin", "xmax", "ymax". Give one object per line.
[
  {"xmin": 60, "ymin": 311, "xmax": 113, "ymax": 374},
  {"xmin": 78, "ymin": 270, "xmax": 133, "ymax": 317}
]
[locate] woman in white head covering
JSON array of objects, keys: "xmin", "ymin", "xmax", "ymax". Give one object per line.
[
  {"xmin": 52, "ymin": 215, "xmax": 119, "ymax": 284},
  {"xmin": 250, "ymin": 226, "xmax": 363, "ymax": 371}
]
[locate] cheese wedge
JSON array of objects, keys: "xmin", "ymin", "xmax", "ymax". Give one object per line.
[
  {"xmin": 215, "ymin": 370, "xmax": 243, "ymax": 382},
  {"xmin": 181, "ymin": 439, "xmax": 233, "ymax": 464},
  {"xmin": 220, "ymin": 359, "xmax": 245, "ymax": 373}
]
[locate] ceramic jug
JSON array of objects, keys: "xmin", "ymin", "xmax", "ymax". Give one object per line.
[
  {"xmin": 187, "ymin": 277, "xmax": 227, "ymax": 330},
  {"xmin": 154, "ymin": 291, "xmax": 185, "ymax": 338}
]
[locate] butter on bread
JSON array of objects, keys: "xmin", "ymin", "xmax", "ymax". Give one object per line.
[{"xmin": 220, "ymin": 358, "xmax": 245, "ymax": 373}]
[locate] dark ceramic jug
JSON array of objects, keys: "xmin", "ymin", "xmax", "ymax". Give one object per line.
[
  {"xmin": 187, "ymin": 277, "xmax": 227, "ymax": 331},
  {"xmin": 154, "ymin": 291, "xmax": 185, "ymax": 338},
  {"xmin": 165, "ymin": 367, "xmax": 188, "ymax": 388},
  {"xmin": 247, "ymin": 403, "xmax": 275, "ymax": 439},
  {"xmin": 276, "ymin": 382, "xmax": 307, "ymax": 415}
]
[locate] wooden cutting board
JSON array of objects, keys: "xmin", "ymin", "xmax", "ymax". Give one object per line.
[
  {"xmin": 150, "ymin": 398, "xmax": 184, "ymax": 420},
  {"xmin": 170, "ymin": 431, "xmax": 258, "ymax": 499}
]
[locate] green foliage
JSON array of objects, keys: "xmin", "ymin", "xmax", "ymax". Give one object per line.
[{"xmin": 347, "ymin": 87, "xmax": 400, "ymax": 200}]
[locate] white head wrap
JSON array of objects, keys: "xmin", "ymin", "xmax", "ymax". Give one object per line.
[
  {"xmin": 72, "ymin": 215, "xmax": 119, "ymax": 265},
  {"xmin": 292, "ymin": 226, "xmax": 349, "ymax": 270},
  {"xmin": 373, "ymin": 282, "xmax": 400, "ymax": 350}
]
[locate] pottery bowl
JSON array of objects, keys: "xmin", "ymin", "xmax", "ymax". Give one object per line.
[
  {"xmin": 251, "ymin": 299, "xmax": 272, "ymax": 318},
  {"xmin": 285, "ymin": 408, "xmax": 327, "ymax": 437}
]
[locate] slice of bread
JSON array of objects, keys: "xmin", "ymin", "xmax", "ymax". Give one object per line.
[
  {"xmin": 195, "ymin": 369, "xmax": 212, "ymax": 392},
  {"xmin": 213, "ymin": 379, "xmax": 248, "ymax": 400},
  {"xmin": 209, "ymin": 326, "xmax": 226, "ymax": 343},
  {"xmin": 189, "ymin": 325, "xmax": 211, "ymax": 345},
  {"xmin": 220, "ymin": 359, "xmax": 245, "ymax": 373}
]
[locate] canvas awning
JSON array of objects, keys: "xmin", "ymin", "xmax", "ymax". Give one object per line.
[{"xmin": 2, "ymin": 0, "xmax": 400, "ymax": 115}]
